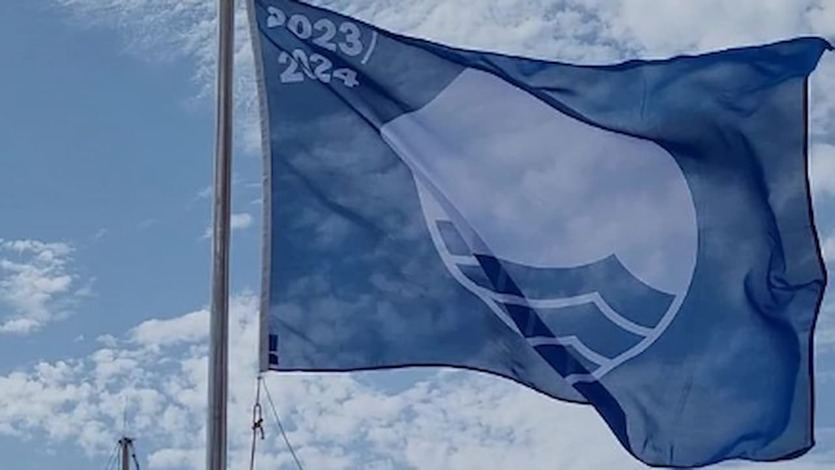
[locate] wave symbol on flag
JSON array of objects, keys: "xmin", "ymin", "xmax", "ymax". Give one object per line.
[{"xmin": 381, "ymin": 68, "xmax": 698, "ymax": 384}]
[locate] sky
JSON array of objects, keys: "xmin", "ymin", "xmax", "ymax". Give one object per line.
[{"xmin": 1, "ymin": 0, "xmax": 835, "ymax": 469}]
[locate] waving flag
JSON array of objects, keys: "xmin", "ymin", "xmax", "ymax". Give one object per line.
[{"xmin": 247, "ymin": 0, "xmax": 831, "ymax": 466}]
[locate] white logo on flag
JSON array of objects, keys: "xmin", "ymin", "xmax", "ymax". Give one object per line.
[{"xmin": 381, "ymin": 68, "xmax": 698, "ymax": 383}]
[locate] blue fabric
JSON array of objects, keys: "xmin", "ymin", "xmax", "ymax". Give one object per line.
[{"xmin": 249, "ymin": 0, "xmax": 831, "ymax": 466}]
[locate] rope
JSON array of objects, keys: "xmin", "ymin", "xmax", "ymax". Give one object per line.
[
  {"xmin": 103, "ymin": 442, "xmax": 120, "ymax": 470},
  {"xmin": 130, "ymin": 440, "xmax": 141, "ymax": 470},
  {"xmin": 262, "ymin": 378, "xmax": 305, "ymax": 470},
  {"xmin": 249, "ymin": 376, "xmax": 265, "ymax": 470}
]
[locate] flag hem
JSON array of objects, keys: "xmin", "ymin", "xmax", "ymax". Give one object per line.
[
  {"xmin": 247, "ymin": 0, "xmax": 275, "ymax": 373},
  {"xmin": 803, "ymin": 76, "xmax": 829, "ymax": 455}
]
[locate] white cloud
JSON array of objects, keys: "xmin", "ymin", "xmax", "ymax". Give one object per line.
[
  {"xmin": 202, "ymin": 212, "xmax": 254, "ymax": 239},
  {"xmin": 0, "ymin": 295, "xmax": 256, "ymax": 458},
  {"xmin": 0, "ymin": 239, "xmax": 88, "ymax": 334},
  {"xmin": 130, "ymin": 307, "xmax": 208, "ymax": 348},
  {"xmin": 820, "ymin": 326, "xmax": 835, "ymax": 354},
  {"xmin": 48, "ymin": 0, "xmax": 835, "ymax": 152},
  {"xmin": 822, "ymin": 234, "xmax": 835, "ymax": 263},
  {"xmin": 606, "ymin": 0, "xmax": 816, "ymax": 55},
  {"xmin": 812, "ymin": 143, "xmax": 835, "ymax": 197},
  {"xmin": 0, "ymin": 293, "xmax": 635, "ymax": 468},
  {"xmin": 51, "ymin": 0, "xmax": 261, "ymax": 151},
  {"xmin": 818, "ymin": 294, "xmax": 835, "ymax": 355},
  {"xmin": 231, "ymin": 212, "xmax": 254, "ymax": 231},
  {"xmin": 194, "ymin": 185, "xmax": 212, "ymax": 201},
  {"xmin": 96, "ymin": 334, "xmax": 119, "ymax": 348}
]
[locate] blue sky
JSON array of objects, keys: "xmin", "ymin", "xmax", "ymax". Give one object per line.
[{"xmin": 0, "ymin": 0, "xmax": 834, "ymax": 469}]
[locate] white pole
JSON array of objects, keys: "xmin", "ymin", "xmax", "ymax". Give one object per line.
[{"xmin": 207, "ymin": 0, "xmax": 234, "ymax": 468}]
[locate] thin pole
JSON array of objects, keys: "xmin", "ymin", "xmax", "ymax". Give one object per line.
[{"xmin": 207, "ymin": 0, "xmax": 235, "ymax": 468}]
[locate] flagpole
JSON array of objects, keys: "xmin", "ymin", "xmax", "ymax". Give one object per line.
[{"xmin": 207, "ymin": 0, "xmax": 234, "ymax": 468}]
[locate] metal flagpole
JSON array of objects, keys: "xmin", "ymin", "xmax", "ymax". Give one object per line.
[{"xmin": 207, "ymin": 0, "xmax": 235, "ymax": 468}]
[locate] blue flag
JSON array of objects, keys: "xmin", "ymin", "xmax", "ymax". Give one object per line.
[{"xmin": 248, "ymin": 0, "xmax": 831, "ymax": 466}]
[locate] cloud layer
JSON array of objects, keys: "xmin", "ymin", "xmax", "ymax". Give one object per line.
[
  {"xmin": 51, "ymin": 0, "xmax": 835, "ymax": 151},
  {"xmin": 0, "ymin": 239, "xmax": 88, "ymax": 334},
  {"xmin": 1, "ymin": 293, "xmax": 833, "ymax": 469}
]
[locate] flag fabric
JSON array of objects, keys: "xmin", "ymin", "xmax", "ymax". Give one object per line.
[{"xmin": 247, "ymin": 0, "xmax": 831, "ymax": 466}]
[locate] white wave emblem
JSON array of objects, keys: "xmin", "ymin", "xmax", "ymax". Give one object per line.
[{"xmin": 380, "ymin": 68, "xmax": 698, "ymax": 383}]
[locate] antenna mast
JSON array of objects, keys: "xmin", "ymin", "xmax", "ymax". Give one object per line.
[
  {"xmin": 119, "ymin": 437, "xmax": 131, "ymax": 470},
  {"xmin": 117, "ymin": 436, "xmax": 141, "ymax": 470}
]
